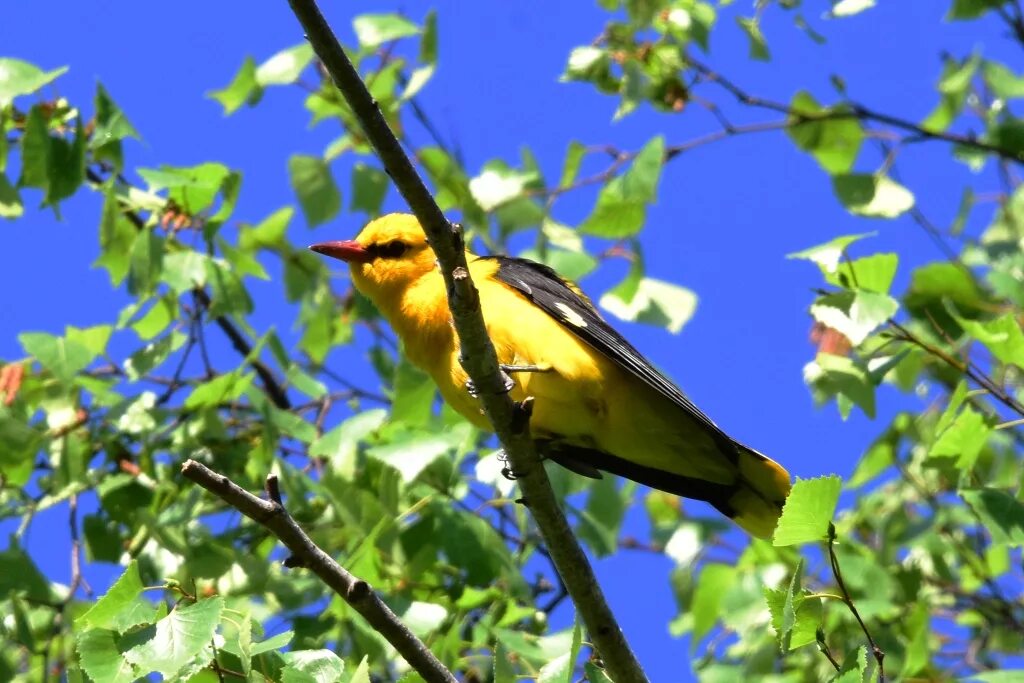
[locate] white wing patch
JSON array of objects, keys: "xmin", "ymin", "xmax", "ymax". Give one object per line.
[{"xmin": 555, "ymin": 302, "xmax": 588, "ymax": 328}]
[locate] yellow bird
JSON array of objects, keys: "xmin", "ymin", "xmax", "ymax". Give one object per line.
[{"xmin": 311, "ymin": 214, "xmax": 791, "ymax": 538}]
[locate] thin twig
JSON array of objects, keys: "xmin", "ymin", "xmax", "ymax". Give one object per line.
[
  {"xmin": 816, "ymin": 628, "xmax": 843, "ymax": 672},
  {"xmin": 284, "ymin": 2, "xmax": 648, "ymax": 681},
  {"xmin": 181, "ymin": 460, "xmax": 457, "ymax": 683},
  {"xmin": 827, "ymin": 523, "xmax": 885, "ymax": 681},
  {"xmin": 85, "ymin": 165, "xmax": 292, "ymax": 410},
  {"xmin": 887, "ymin": 319, "xmax": 1024, "ymax": 419},
  {"xmin": 684, "ymin": 55, "xmax": 1024, "ymax": 164},
  {"xmin": 192, "ymin": 289, "xmax": 291, "ymax": 409}
]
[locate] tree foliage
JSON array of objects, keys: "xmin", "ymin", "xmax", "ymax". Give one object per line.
[{"xmin": 1, "ymin": 1, "xmax": 1023, "ymax": 681}]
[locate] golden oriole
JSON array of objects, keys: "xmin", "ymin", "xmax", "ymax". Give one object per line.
[{"xmin": 311, "ymin": 214, "xmax": 791, "ymax": 537}]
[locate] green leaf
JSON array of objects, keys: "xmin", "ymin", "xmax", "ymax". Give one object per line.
[
  {"xmin": 256, "ymin": 44, "xmax": 314, "ymax": 86},
  {"xmin": 929, "ymin": 405, "xmax": 990, "ymax": 470},
  {"xmin": 786, "ymin": 232, "xmax": 875, "ymax": 273},
  {"xmin": 353, "ymin": 14, "xmax": 421, "ymax": 48},
  {"xmin": 350, "ymin": 162, "xmax": 389, "ymax": 215},
  {"xmin": 810, "ymin": 289, "xmax": 898, "ymax": 345},
  {"xmin": 600, "ymin": 276, "xmax": 697, "ymax": 333},
  {"xmin": 138, "ymin": 162, "xmax": 233, "ymax": 216},
  {"xmin": 19, "ymin": 331, "xmax": 95, "ymax": 383},
  {"xmin": 0, "ymin": 418, "xmax": 41, "ymax": 486},
  {"xmin": 185, "ymin": 372, "xmax": 255, "ymax": 409},
  {"xmin": 66, "ymin": 324, "xmax": 113, "ymax": 357},
  {"xmin": 124, "ymin": 597, "xmax": 224, "ymax": 678},
  {"xmin": 468, "ymin": 161, "xmax": 538, "ymax": 212},
  {"xmin": 576, "ymin": 477, "xmax": 630, "ymax": 557},
  {"xmin": 46, "ymin": 116, "xmax": 87, "ymax": 207},
  {"xmin": 438, "ymin": 505, "xmax": 512, "ymax": 586},
  {"xmin": 240, "ymin": 206, "xmax": 293, "ymax": 250},
  {"xmin": 0, "ymin": 543, "xmax": 54, "ymax": 603},
  {"xmin": 494, "ymin": 641, "xmax": 517, "ymax": 683},
  {"xmin": 537, "ymin": 619, "xmax": 580, "ymax": 683},
  {"xmin": 579, "ymin": 136, "xmax": 665, "ymax": 238},
  {"xmin": 848, "ymin": 437, "xmax": 895, "ymax": 489},
  {"xmin": 92, "ymin": 83, "xmax": 139, "ymax": 149},
  {"xmin": 131, "ymin": 297, "xmax": 174, "ymax": 341},
  {"xmin": 833, "ymin": 646, "xmax": 870, "ymax": 683},
  {"xmin": 391, "ymin": 355, "xmax": 435, "ymax": 428},
  {"xmin": 558, "ymin": 141, "xmax": 586, "ymax": 189},
  {"xmin": 969, "ymin": 671, "xmax": 1024, "ymax": 682},
  {"xmin": 346, "ymin": 656, "xmax": 370, "ymax": 683},
  {"xmin": 396, "ymin": 601, "xmax": 448, "ymax": 638},
  {"xmin": 947, "ymin": 0, "xmax": 1003, "ymax": 20},
  {"xmin": 832, "ymin": 174, "xmax": 914, "ymax": 218},
  {"xmin": 77, "ymin": 561, "xmax": 158, "ymax": 632},
  {"xmin": 208, "ymin": 57, "xmax": 261, "ymax": 114},
  {"xmin": 772, "ymin": 475, "xmax": 842, "ymax": 546},
  {"xmin": 95, "ymin": 185, "xmax": 137, "ymax": 285},
  {"xmin": 985, "ymin": 120, "xmax": 1024, "ymax": 158},
  {"xmin": 18, "ymin": 105, "xmax": 50, "ymax": 190},
  {"xmin": 127, "ymin": 230, "xmax": 164, "ymax": 296},
  {"xmin": 764, "ymin": 562, "xmax": 823, "ymax": 651},
  {"xmin": 206, "ymin": 258, "xmax": 253, "ymax": 317},
  {"xmin": 161, "ymin": 250, "xmax": 210, "ymax": 292},
  {"xmin": 289, "ymin": 154, "xmax": 341, "ymax": 227},
  {"xmin": 690, "ymin": 563, "xmax": 736, "ymax": 643},
  {"xmin": 984, "ymin": 61, "xmax": 1024, "ymax": 99},
  {"xmin": 280, "ymin": 649, "xmax": 345, "ymax": 683},
  {"xmin": 0, "ymin": 58, "xmax": 68, "ymax": 106},
  {"xmin": 310, "ymin": 409, "xmax": 387, "ymax": 479},
  {"xmin": 420, "ymin": 10, "xmax": 438, "ymax": 64},
  {"xmin": 961, "ymin": 488, "xmax": 1024, "ymax": 547},
  {"xmin": 788, "ymin": 91, "xmax": 863, "ymax": 174},
  {"xmin": 366, "ymin": 432, "xmax": 453, "ymax": 483},
  {"xmin": 939, "ymin": 53, "xmax": 981, "ymax": 96},
  {"xmin": 953, "ymin": 313, "xmax": 1024, "ymax": 369},
  {"xmin": 823, "ymin": 253, "xmax": 898, "ymax": 293},
  {"xmin": 830, "ymin": 0, "xmax": 876, "ymax": 16},
  {"xmin": 736, "ymin": 17, "xmax": 770, "ymax": 61},
  {"xmin": 77, "ymin": 629, "xmax": 138, "ymax": 683},
  {"xmin": 584, "ymin": 662, "xmax": 614, "ymax": 683},
  {"xmin": 0, "ymin": 173, "xmax": 22, "ymax": 218},
  {"xmin": 250, "ymin": 630, "xmax": 293, "ymax": 656}
]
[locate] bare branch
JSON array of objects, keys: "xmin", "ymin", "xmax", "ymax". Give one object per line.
[
  {"xmin": 684, "ymin": 55, "xmax": 1024, "ymax": 165},
  {"xmin": 283, "ymin": 2, "xmax": 648, "ymax": 680},
  {"xmin": 180, "ymin": 460, "xmax": 457, "ymax": 683}
]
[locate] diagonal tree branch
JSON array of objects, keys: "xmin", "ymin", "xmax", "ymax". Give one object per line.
[
  {"xmin": 180, "ymin": 459, "xmax": 457, "ymax": 683},
  {"xmin": 282, "ymin": 1, "xmax": 649, "ymax": 681}
]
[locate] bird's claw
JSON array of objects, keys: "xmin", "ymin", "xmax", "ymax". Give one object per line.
[
  {"xmin": 497, "ymin": 450, "xmax": 523, "ymax": 481},
  {"xmin": 465, "ymin": 369, "xmax": 516, "ymax": 398}
]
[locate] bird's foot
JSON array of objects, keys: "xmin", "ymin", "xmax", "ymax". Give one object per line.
[
  {"xmin": 500, "ymin": 363, "xmax": 552, "ymax": 375},
  {"xmin": 465, "ymin": 368, "xmax": 517, "ymax": 398},
  {"xmin": 497, "ymin": 450, "xmax": 522, "ymax": 481}
]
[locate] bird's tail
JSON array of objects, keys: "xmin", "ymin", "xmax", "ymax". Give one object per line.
[{"xmin": 719, "ymin": 443, "xmax": 792, "ymax": 539}]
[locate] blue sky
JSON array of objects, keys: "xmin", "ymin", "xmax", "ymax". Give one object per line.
[{"xmin": 0, "ymin": 2, "xmax": 1015, "ymax": 680}]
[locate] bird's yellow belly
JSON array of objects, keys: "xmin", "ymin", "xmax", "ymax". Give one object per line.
[{"xmin": 430, "ymin": 320, "xmax": 734, "ymax": 487}]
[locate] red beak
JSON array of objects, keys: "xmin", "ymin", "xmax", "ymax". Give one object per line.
[{"xmin": 309, "ymin": 240, "xmax": 373, "ymax": 264}]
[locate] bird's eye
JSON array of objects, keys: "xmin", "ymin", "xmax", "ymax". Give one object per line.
[{"xmin": 377, "ymin": 240, "xmax": 408, "ymax": 259}]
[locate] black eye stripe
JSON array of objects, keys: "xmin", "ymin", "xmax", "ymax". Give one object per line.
[{"xmin": 369, "ymin": 240, "xmax": 409, "ymax": 259}]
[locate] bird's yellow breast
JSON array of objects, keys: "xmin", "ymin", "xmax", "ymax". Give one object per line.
[{"xmin": 364, "ymin": 258, "xmax": 734, "ymax": 487}]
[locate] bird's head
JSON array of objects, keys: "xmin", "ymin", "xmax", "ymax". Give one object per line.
[{"xmin": 309, "ymin": 213, "xmax": 438, "ymax": 301}]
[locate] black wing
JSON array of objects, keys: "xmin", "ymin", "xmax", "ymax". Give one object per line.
[{"xmin": 483, "ymin": 255, "xmax": 738, "ymax": 462}]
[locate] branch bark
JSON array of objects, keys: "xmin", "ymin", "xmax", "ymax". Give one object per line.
[
  {"xmin": 283, "ymin": 2, "xmax": 649, "ymax": 681},
  {"xmin": 180, "ymin": 460, "xmax": 457, "ymax": 683}
]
